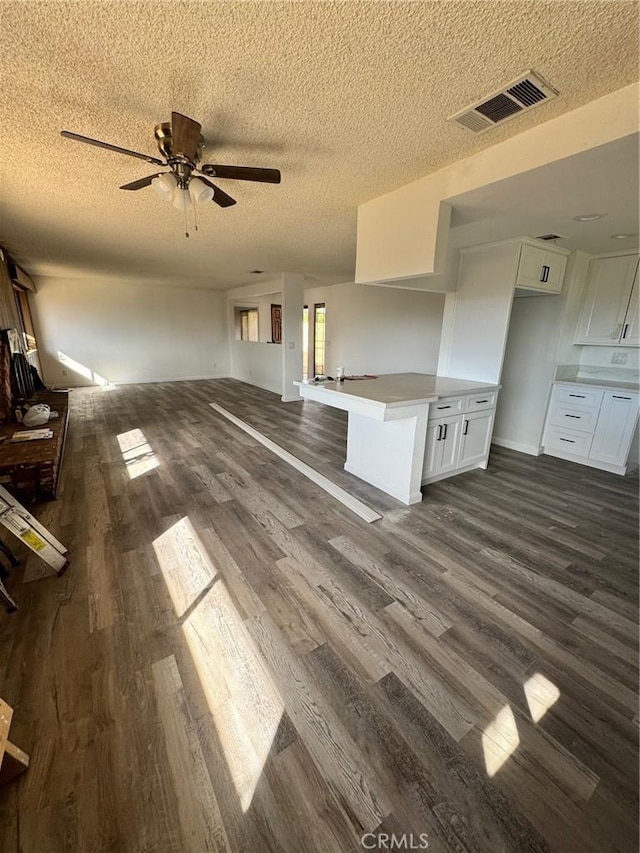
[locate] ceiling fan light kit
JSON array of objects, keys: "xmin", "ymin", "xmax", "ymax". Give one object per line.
[{"xmin": 60, "ymin": 111, "xmax": 281, "ymax": 236}]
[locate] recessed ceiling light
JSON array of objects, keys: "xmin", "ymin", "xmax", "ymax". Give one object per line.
[
  {"xmin": 610, "ymin": 233, "xmax": 636, "ymax": 240},
  {"xmin": 573, "ymin": 213, "xmax": 607, "ymax": 222}
]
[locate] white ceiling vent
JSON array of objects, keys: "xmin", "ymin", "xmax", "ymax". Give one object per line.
[{"xmin": 449, "ymin": 71, "xmax": 558, "ymax": 134}]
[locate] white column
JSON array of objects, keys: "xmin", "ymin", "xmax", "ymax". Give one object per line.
[{"xmin": 281, "ymin": 272, "xmax": 305, "ymax": 402}]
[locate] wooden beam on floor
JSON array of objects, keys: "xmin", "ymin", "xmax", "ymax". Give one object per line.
[{"xmin": 209, "ymin": 403, "xmax": 382, "ymax": 524}]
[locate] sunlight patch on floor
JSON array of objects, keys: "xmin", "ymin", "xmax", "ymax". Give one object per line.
[
  {"xmin": 524, "ymin": 672, "xmax": 560, "ymax": 723},
  {"xmin": 117, "ymin": 428, "xmax": 159, "ymax": 479},
  {"xmin": 183, "ymin": 581, "xmax": 284, "ymax": 812},
  {"xmin": 153, "ymin": 517, "xmax": 284, "ymax": 812},
  {"xmin": 153, "ymin": 517, "xmax": 217, "ymax": 618},
  {"xmin": 482, "ymin": 705, "xmax": 520, "ymax": 778}
]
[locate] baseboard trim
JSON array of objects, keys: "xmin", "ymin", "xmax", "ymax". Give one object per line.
[
  {"xmin": 491, "ymin": 437, "xmax": 543, "ymax": 456},
  {"xmin": 344, "ymin": 463, "xmax": 423, "ymax": 505},
  {"xmin": 112, "ymin": 374, "xmax": 231, "ymax": 386},
  {"xmin": 542, "ymin": 448, "xmax": 627, "ymax": 475}
]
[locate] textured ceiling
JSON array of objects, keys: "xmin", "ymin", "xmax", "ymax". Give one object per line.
[{"xmin": 0, "ymin": 1, "xmax": 638, "ymax": 289}]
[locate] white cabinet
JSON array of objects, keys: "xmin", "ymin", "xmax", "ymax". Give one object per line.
[
  {"xmin": 459, "ymin": 409, "xmax": 495, "ymax": 467},
  {"xmin": 543, "ymin": 383, "xmax": 639, "ymax": 475},
  {"xmin": 424, "ymin": 415, "xmax": 462, "ymax": 480},
  {"xmin": 516, "ymin": 243, "xmax": 568, "ymax": 294},
  {"xmin": 590, "ymin": 392, "xmax": 639, "ymax": 467},
  {"xmin": 423, "ymin": 393, "xmax": 498, "ymax": 484},
  {"xmin": 574, "ymin": 253, "xmax": 639, "ymax": 346}
]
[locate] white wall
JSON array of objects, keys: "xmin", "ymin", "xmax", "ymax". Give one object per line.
[
  {"xmin": 492, "ymin": 295, "xmax": 563, "ymax": 455},
  {"xmin": 30, "ymin": 275, "xmax": 230, "ymax": 386},
  {"xmin": 303, "ymin": 281, "xmax": 444, "ymax": 376},
  {"xmin": 228, "ymin": 340, "xmax": 282, "ymax": 395},
  {"xmin": 356, "ymin": 83, "xmax": 639, "ymax": 284}
]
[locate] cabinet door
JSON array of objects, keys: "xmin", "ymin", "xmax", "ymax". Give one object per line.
[
  {"xmin": 589, "ymin": 392, "xmax": 639, "ymax": 467},
  {"xmin": 423, "ymin": 415, "xmax": 461, "ymax": 478},
  {"xmin": 574, "ymin": 255, "xmax": 639, "ymax": 345},
  {"xmin": 459, "ymin": 409, "xmax": 495, "ymax": 467},
  {"xmin": 620, "ymin": 275, "xmax": 639, "ymax": 346},
  {"xmin": 423, "ymin": 420, "xmax": 443, "ymax": 479},
  {"xmin": 439, "ymin": 415, "xmax": 462, "ymax": 473},
  {"xmin": 516, "ymin": 244, "xmax": 567, "ymax": 293}
]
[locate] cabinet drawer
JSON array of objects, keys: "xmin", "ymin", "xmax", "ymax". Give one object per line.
[
  {"xmin": 548, "ymin": 403, "xmax": 599, "ymax": 434},
  {"xmin": 553, "ymin": 386, "xmax": 603, "ymax": 409},
  {"xmin": 465, "ymin": 391, "xmax": 498, "ymax": 412},
  {"xmin": 544, "ymin": 425, "xmax": 593, "ymax": 458},
  {"xmin": 431, "ymin": 397, "xmax": 465, "ymax": 416}
]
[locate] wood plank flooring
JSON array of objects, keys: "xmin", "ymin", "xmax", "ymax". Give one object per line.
[{"xmin": 0, "ymin": 378, "xmax": 637, "ymax": 853}]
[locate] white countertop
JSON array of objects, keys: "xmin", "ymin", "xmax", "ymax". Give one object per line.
[
  {"xmin": 294, "ymin": 373, "xmax": 500, "ymax": 408},
  {"xmin": 554, "ymin": 365, "xmax": 639, "ymax": 392}
]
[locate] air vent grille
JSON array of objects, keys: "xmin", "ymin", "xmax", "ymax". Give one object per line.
[
  {"xmin": 537, "ymin": 234, "xmax": 566, "ymax": 242},
  {"xmin": 449, "ymin": 71, "xmax": 558, "ymax": 134},
  {"xmin": 475, "ymin": 93, "xmax": 523, "ymax": 123},
  {"xmin": 508, "ymin": 78, "xmax": 547, "ymax": 107}
]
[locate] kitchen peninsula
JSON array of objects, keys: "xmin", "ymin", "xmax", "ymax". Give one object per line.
[{"xmin": 294, "ymin": 373, "xmax": 500, "ymax": 505}]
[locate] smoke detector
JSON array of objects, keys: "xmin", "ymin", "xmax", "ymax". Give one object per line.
[{"xmin": 449, "ymin": 71, "xmax": 558, "ymax": 134}]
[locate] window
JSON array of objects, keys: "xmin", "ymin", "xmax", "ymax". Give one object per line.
[
  {"xmin": 313, "ymin": 303, "xmax": 326, "ymax": 376},
  {"xmin": 236, "ymin": 308, "xmax": 259, "ymax": 342},
  {"xmin": 302, "ymin": 306, "xmax": 309, "ymax": 379},
  {"xmin": 13, "ymin": 284, "xmax": 37, "ymax": 351}
]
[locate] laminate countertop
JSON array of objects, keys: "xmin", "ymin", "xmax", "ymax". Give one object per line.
[{"xmin": 295, "ymin": 373, "xmax": 500, "ymax": 409}]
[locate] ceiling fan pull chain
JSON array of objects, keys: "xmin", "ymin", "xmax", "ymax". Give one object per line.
[{"xmin": 183, "ymin": 201, "xmax": 189, "ymax": 238}]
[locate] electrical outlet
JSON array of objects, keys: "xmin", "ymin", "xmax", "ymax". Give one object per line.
[
  {"xmin": 212, "ymin": 362, "xmax": 216, "ymax": 369},
  {"xmin": 61, "ymin": 369, "xmax": 68, "ymax": 377},
  {"xmin": 611, "ymin": 352, "xmax": 628, "ymax": 365},
  {"xmin": 288, "ymin": 342, "xmax": 295, "ymax": 349}
]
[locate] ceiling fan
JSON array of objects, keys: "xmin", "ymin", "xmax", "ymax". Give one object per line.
[{"xmin": 60, "ymin": 112, "xmax": 281, "ymax": 212}]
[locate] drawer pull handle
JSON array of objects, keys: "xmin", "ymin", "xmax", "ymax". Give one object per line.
[
  {"xmin": 622, "ymin": 324, "xmax": 629, "ymax": 339},
  {"xmin": 540, "ymin": 264, "xmax": 550, "ymax": 283},
  {"xmin": 568, "ymin": 394, "xmax": 585, "ymax": 398},
  {"xmin": 565, "ymin": 414, "xmax": 581, "ymax": 419},
  {"xmin": 437, "ymin": 405, "xmax": 451, "ymax": 409},
  {"xmin": 475, "ymin": 399, "xmax": 489, "ymax": 404},
  {"xmin": 612, "ymin": 395, "xmax": 631, "ymax": 400},
  {"xmin": 463, "ymin": 419, "xmax": 469, "ymax": 436},
  {"xmin": 442, "ymin": 423, "xmax": 448, "ymax": 440},
  {"xmin": 437, "ymin": 424, "xmax": 442, "ymax": 441},
  {"xmin": 559, "ymin": 438, "xmax": 576, "ymax": 443}
]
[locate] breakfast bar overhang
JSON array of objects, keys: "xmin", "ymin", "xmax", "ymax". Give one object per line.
[{"xmin": 294, "ymin": 373, "xmax": 501, "ymax": 505}]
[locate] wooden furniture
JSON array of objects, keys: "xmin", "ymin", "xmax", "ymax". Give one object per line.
[
  {"xmin": 574, "ymin": 252, "xmax": 639, "ymax": 346},
  {"xmin": 542, "ymin": 380, "xmax": 639, "ymax": 474},
  {"xmin": 0, "ymin": 698, "xmax": 29, "ymax": 786},
  {"xmin": 0, "ymin": 391, "xmax": 69, "ymax": 501},
  {"xmin": 295, "ymin": 373, "xmax": 499, "ymax": 504}
]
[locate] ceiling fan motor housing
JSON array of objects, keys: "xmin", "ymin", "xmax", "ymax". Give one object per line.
[{"xmin": 154, "ymin": 122, "xmax": 204, "ymax": 163}]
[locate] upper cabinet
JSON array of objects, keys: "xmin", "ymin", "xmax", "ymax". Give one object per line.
[
  {"xmin": 515, "ymin": 242, "xmax": 568, "ymax": 294},
  {"xmin": 574, "ymin": 252, "xmax": 639, "ymax": 346}
]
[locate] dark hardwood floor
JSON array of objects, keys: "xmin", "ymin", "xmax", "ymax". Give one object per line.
[{"xmin": 0, "ymin": 378, "xmax": 637, "ymax": 853}]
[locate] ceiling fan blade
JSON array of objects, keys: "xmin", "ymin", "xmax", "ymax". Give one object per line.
[
  {"xmin": 120, "ymin": 173, "xmax": 163, "ymax": 191},
  {"xmin": 199, "ymin": 177, "xmax": 236, "ymax": 207},
  {"xmin": 60, "ymin": 130, "xmax": 164, "ymax": 165},
  {"xmin": 200, "ymin": 164, "xmax": 281, "ymax": 184},
  {"xmin": 171, "ymin": 112, "xmax": 201, "ymax": 161}
]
